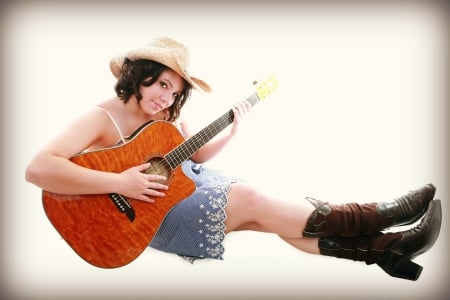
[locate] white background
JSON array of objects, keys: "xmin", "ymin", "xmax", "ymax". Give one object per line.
[{"xmin": 1, "ymin": 1, "xmax": 449, "ymax": 299}]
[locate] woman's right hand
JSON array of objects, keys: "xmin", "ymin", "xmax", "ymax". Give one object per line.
[{"xmin": 116, "ymin": 163, "xmax": 168, "ymax": 203}]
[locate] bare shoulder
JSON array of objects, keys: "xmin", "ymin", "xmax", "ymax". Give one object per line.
[
  {"xmin": 42, "ymin": 106, "xmax": 115, "ymax": 157},
  {"xmin": 70, "ymin": 106, "xmax": 112, "ymax": 129}
]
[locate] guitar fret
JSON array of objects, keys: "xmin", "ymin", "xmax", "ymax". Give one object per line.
[
  {"xmin": 166, "ymin": 110, "xmax": 234, "ymax": 168},
  {"xmin": 164, "ymin": 76, "xmax": 278, "ymax": 170}
]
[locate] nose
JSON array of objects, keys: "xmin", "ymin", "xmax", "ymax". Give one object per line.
[{"xmin": 161, "ymin": 90, "xmax": 174, "ymax": 106}]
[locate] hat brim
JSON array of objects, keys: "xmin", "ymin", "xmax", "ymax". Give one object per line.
[{"xmin": 110, "ymin": 47, "xmax": 211, "ymax": 93}]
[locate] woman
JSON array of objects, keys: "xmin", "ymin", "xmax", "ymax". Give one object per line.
[{"xmin": 25, "ymin": 37, "xmax": 441, "ymax": 281}]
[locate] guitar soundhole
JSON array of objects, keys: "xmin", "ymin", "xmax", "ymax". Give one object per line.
[{"xmin": 144, "ymin": 157, "xmax": 172, "ymax": 184}]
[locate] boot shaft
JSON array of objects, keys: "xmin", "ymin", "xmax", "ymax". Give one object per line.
[
  {"xmin": 319, "ymin": 233, "xmax": 402, "ymax": 264},
  {"xmin": 303, "ymin": 183, "xmax": 435, "ymax": 238},
  {"xmin": 304, "ymin": 202, "xmax": 392, "ymax": 238}
]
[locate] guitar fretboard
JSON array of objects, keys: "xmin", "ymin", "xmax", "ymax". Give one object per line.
[
  {"xmin": 164, "ymin": 92, "xmax": 261, "ymax": 169},
  {"xmin": 163, "ymin": 75, "xmax": 277, "ymax": 170}
]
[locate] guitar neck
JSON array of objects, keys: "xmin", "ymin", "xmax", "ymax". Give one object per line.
[
  {"xmin": 164, "ymin": 92, "xmax": 260, "ymax": 169},
  {"xmin": 164, "ymin": 75, "xmax": 278, "ymax": 169}
]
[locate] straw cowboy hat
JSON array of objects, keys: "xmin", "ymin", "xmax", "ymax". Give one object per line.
[{"xmin": 110, "ymin": 37, "xmax": 211, "ymax": 93}]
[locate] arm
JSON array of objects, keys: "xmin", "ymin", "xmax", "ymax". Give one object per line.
[
  {"xmin": 25, "ymin": 108, "xmax": 167, "ymax": 202},
  {"xmin": 183, "ymin": 100, "xmax": 251, "ymax": 163}
]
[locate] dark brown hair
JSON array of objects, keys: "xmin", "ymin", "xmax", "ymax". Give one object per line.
[{"xmin": 114, "ymin": 58, "xmax": 192, "ymax": 121}]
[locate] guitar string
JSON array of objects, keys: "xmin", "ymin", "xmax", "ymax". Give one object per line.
[
  {"xmin": 145, "ymin": 110, "xmax": 234, "ymax": 174},
  {"xmin": 128, "ymin": 83, "xmax": 276, "ymax": 204},
  {"xmin": 144, "ymin": 84, "xmax": 274, "ymax": 173},
  {"xmin": 144, "ymin": 81, "xmax": 276, "ymax": 177},
  {"xmin": 162, "ymin": 78, "xmax": 276, "ymax": 170},
  {"xmin": 165, "ymin": 110, "xmax": 233, "ymax": 167},
  {"xmin": 160, "ymin": 79, "xmax": 276, "ymax": 168}
]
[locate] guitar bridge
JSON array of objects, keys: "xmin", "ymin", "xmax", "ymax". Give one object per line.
[{"xmin": 109, "ymin": 193, "xmax": 135, "ymax": 222}]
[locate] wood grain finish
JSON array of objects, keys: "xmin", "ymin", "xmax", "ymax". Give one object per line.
[{"xmin": 42, "ymin": 121, "xmax": 196, "ymax": 268}]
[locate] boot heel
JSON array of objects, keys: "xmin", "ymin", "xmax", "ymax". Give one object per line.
[
  {"xmin": 378, "ymin": 253, "xmax": 423, "ymax": 281},
  {"xmin": 391, "ymin": 259, "xmax": 423, "ymax": 281}
]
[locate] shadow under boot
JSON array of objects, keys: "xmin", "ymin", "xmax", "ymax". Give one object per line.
[
  {"xmin": 303, "ymin": 183, "xmax": 435, "ymax": 238},
  {"xmin": 318, "ymin": 199, "xmax": 442, "ymax": 281}
]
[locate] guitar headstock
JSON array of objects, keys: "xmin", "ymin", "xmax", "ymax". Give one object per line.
[{"xmin": 254, "ymin": 75, "xmax": 279, "ymax": 101}]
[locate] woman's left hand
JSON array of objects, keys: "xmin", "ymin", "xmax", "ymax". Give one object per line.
[{"xmin": 230, "ymin": 100, "xmax": 252, "ymax": 137}]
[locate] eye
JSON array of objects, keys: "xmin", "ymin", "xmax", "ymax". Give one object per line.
[
  {"xmin": 172, "ymin": 93, "xmax": 180, "ymax": 100},
  {"xmin": 160, "ymin": 81, "xmax": 168, "ymax": 89}
]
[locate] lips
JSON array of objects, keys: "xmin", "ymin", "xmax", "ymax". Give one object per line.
[{"xmin": 151, "ymin": 101, "xmax": 164, "ymax": 110}]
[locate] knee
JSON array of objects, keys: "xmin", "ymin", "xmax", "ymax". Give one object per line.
[
  {"xmin": 225, "ymin": 184, "xmax": 267, "ymax": 230},
  {"xmin": 228, "ymin": 183, "xmax": 266, "ymax": 210}
]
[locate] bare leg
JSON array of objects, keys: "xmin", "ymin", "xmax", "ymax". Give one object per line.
[
  {"xmin": 223, "ymin": 182, "xmax": 442, "ymax": 281},
  {"xmin": 281, "ymin": 237, "xmax": 320, "ymax": 254},
  {"xmin": 224, "ymin": 183, "xmax": 320, "ymax": 254},
  {"xmin": 224, "ymin": 182, "xmax": 315, "ymax": 239}
]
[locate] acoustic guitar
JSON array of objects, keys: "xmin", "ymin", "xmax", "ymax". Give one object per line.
[{"xmin": 42, "ymin": 76, "xmax": 278, "ymax": 268}]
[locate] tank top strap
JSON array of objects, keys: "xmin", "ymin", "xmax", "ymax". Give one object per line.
[{"xmin": 96, "ymin": 106, "xmax": 127, "ymax": 145}]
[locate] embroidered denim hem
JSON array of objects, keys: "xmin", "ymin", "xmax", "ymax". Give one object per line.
[{"xmin": 150, "ymin": 180, "xmax": 231, "ymax": 261}]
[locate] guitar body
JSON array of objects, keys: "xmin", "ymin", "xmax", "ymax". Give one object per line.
[
  {"xmin": 42, "ymin": 121, "xmax": 196, "ymax": 268},
  {"xmin": 41, "ymin": 75, "xmax": 278, "ymax": 268}
]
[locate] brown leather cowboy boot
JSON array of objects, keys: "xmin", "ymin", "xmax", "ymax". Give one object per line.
[
  {"xmin": 303, "ymin": 183, "xmax": 435, "ymax": 238},
  {"xmin": 317, "ymin": 199, "xmax": 442, "ymax": 281}
]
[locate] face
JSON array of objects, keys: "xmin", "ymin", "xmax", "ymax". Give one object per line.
[{"xmin": 139, "ymin": 69, "xmax": 185, "ymax": 116}]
